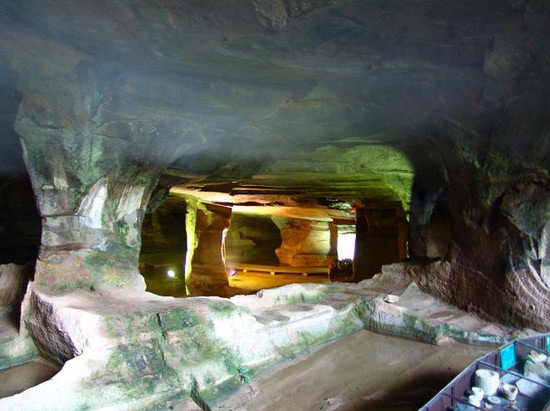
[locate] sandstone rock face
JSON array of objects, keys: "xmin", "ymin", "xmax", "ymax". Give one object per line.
[
  {"xmin": 0, "ymin": 267, "xmax": 39, "ymax": 369},
  {"xmin": 0, "ymin": 264, "xmax": 33, "ymax": 312}
]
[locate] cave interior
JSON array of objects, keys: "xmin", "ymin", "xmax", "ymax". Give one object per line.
[{"xmin": 0, "ymin": 0, "xmax": 549, "ymax": 409}]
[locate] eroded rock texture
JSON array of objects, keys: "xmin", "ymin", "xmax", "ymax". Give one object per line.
[{"xmin": 0, "ymin": 0, "xmax": 548, "ymax": 329}]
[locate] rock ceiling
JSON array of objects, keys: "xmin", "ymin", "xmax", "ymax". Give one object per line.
[{"xmin": 3, "ymin": 0, "xmax": 544, "ymax": 201}]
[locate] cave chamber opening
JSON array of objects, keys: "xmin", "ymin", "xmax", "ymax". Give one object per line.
[{"xmin": 137, "ymin": 157, "xmax": 412, "ymax": 298}]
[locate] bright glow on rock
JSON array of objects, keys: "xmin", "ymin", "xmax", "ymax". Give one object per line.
[
  {"xmin": 167, "ymin": 270, "xmax": 176, "ymax": 278},
  {"xmin": 337, "ymin": 232, "xmax": 356, "ymax": 260}
]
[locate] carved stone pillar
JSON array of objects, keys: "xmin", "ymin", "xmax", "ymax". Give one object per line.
[
  {"xmin": 185, "ymin": 200, "xmax": 232, "ymax": 294},
  {"xmin": 12, "ymin": 64, "xmax": 189, "ymax": 292}
]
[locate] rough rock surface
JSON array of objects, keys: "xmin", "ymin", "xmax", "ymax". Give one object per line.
[
  {"xmin": 0, "ymin": 328, "xmax": 38, "ymax": 371},
  {"xmin": 0, "ymin": 272, "xmax": 534, "ymax": 410},
  {"xmin": 0, "ymin": 275, "xmax": 39, "ymax": 370}
]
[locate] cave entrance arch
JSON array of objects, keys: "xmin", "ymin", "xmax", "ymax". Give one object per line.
[{"xmin": 139, "ymin": 157, "xmax": 415, "ymax": 298}]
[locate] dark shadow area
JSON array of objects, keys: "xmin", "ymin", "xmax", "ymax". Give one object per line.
[
  {"xmin": 0, "ymin": 63, "xmax": 40, "ymax": 331},
  {"xmin": 354, "ymin": 201, "xmax": 408, "ymax": 281},
  {"xmin": 138, "ymin": 192, "xmax": 187, "ymax": 297},
  {"xmin": 225, "ymin": 213, "xmax": 281, "ymax": 265},
  {"xmin": 0, "ymin": 62, "xmax": 41, "ymax": 265}
]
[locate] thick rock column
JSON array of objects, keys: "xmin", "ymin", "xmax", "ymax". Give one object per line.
[
  {"xmin": 15, "ymin": 120, "xmax": 160, "ymax": 291},
  {"xmin": 12, "ymin": 62, "xmax": 189, "ymax": 292},
  {"xmin": 272, "ymin": 217, "xmax": 336, "ymax": 267},
  {"xmin": 185, "ymin": 199, "xmax": 232, "ymax": 293}
]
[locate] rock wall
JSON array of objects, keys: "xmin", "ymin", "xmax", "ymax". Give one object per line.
[
  {"xmin": 5, "ymin": 54, "xmax": 194, "ymax": 291},
  {"xmin": 399, "ymin": 1, "xmax": 550, "ymax": 330},
  {"xmin": 406, "ymin": 28, "xmax": 550, "ymax": 329},
  {"xmin": 0, "ymin": 264, "xmax": 33, "ymax": 317}
]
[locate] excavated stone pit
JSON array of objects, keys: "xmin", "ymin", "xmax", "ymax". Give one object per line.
[{"xmin": 0, "ymin": 0, "xmax": 549, "ymax": 409}]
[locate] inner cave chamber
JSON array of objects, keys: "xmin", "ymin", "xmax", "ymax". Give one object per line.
[
  {"xmin": 0, "ymin": 0, "xmax": 549, "ymax": 409},
  {"xmin": 138, "ymin": 177, "xmax": 409, "ymax": 297}
]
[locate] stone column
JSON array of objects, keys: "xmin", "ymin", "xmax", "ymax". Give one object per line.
[
  {"xmin": 185, "ymin": 199, "xmax": 232, "ymax": 294},
  {"xmin": 272, "ymin": 217, "xmax": 336, "ymax": 267},
  {"xmin": 12, "ymin": 64, "xmax": 189, "ymax": 292},
  {"xmin": 12, "ymin": 116, "xmax": 165, "ymax": 292}
]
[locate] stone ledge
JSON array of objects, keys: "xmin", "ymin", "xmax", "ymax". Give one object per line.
[{"xmin": 0, "ymin": 272, "xmax": 535, "ymax": 410}]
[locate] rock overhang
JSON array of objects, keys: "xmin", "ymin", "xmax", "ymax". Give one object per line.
[{"xmin": 0, "ymin": 0, "xmax": 531, "ymax": 167}]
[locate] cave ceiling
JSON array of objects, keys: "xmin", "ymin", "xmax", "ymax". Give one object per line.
[{"xmin": 1, "ymin": 0, "xmax": 548, "ymax": 203}]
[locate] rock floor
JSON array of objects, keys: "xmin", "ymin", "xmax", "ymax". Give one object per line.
[
  {"xmin": 212, "ymin": 330, "xmax": 492, "ymax": 411},
  {"xmin": 0, "ymin": 358, "xmax": 59, "ymax": 399}
]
